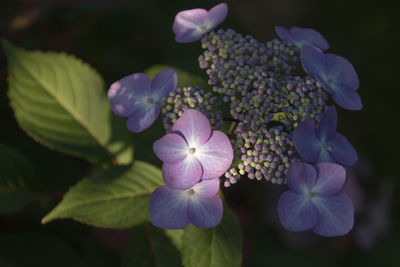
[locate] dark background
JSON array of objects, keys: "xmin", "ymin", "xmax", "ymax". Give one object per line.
[{"xmin": 0, "ymin": 0, "xmax": 399, "ymax": 266}]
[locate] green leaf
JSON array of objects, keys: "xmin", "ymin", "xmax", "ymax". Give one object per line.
[
  {"xmin": 0, "ymin": 142, "xmax": 37, "ymax": 214},
  {"xmin": 181, "ymin": 204, "xmax": 243, "ymax": 267},
  {"xmin": 42, "ymin": 161, "xmax": 163, "ymax": 228},
  {"xmin": 122, "ymin": 223, "xmax": 182, "ymax": 267},
  {"xmin": 145, "ymin": 64, "xmax": 209, "ymax": 89},
  {"xmin": 2, "ymin": 40, "xmax": 133, "ymax": 165},
  {"xmin": 0, "ymin": 231, "xmax": 85, "ymax": 267}
]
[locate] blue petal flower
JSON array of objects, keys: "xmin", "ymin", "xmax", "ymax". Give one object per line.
[
  {"xmin": 301, "ymin": 45, "xmax": 362, "ymax": 110},
  {"xmin": 277, "ymin": 162, "xmax": 354, "ymax": 237},
  {"xmin": 275, "ymin": 26, "xmax": 329, "ymax": 51}
]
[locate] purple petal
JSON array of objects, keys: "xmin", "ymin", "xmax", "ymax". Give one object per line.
[
  {"xmin": 278, "ymin": 191, "xmax": 318, "ymax": 232},
  {"xmin": 196, "ymin": 130, "xmax": 233, "ymax": 179},
  {"xmin": 126, "ymin": 104, "xmax": 160, "ymax": 133},
  {"xmin": 312, "ymin": 192, "xmax": 354, "ymax": 237},
  {"xmin": 313, "ymin": 162, "xmax": 346, "ymax": 196},
  {"xmin": 187, "ymin": 195, "xmax": 223, "ymax": 228},
  {"xmin": 330, "ymin": 84, "xmax": 362, "ymax": 111},
  {"xmin": 162, "ymin": 157, "xmax": 203, "ymax": 190},
  {"xmin": 207, "ymin": 3, "xmax": 228, "ymax": 29},
  {"xmin": 172, "ymin": 8, "xmax": 209, "ymax": 43},
  {"xmin": 290, "ymin": 27, "xmax": 329, "ymax": 51},
  {"xmin": 150, "ymin": 69, "xmax": 177, "ymax": 99},
  {"xmin": 171, "ymin": 109, "xmax": 211, "ymax": 147},
  {"xmin": 293, "ymin": 120, "xmax": 321, "ymax": 163},
  {"xmin": 328, "ymin": 133, "xmax": 358, "ymax": 166},
  {"xmin": 192, "ymin": 178, "xmax": 220, "ymax": 198},
  {"xmin": 149, "ymin": 186, "xmax": 189, "ymax": 229},
  {"xmin": 286, "ymin": 162, "xmax": 317, "ymax": 194},
  {"xmin": 108, "ymin": 73, "xmax": 151, "ymax": 117},
  {"xmin": 325, "ymin": 53, "xmax": 359, "ymax": 90},
  {"xmin": 300, "ymin": 45, "xmax": 326, "ymax": 76},
  {"xmin": 317, "ymin": 148, "xmax": 336, "ymax": 163},
  {"xmin": 275, "ymin": 26, "xmax": 293, "ymax": 43},
  {"xmin": 318, "ymin": 106, "xmax": 337, "ymax": 142},
  {"xmin": 153, "ymin": 133, "xmax": 188, "ymax": 164}
]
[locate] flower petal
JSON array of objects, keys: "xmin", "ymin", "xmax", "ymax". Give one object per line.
[
  {"xmin": 108, "ymin": 73, "xmax": 151, "ymax": 117},
  {"xmin": 196, "ymin": 130, "xmax": 233, "ymax": 179},
  {"xmin": 153, "ymin": 133, "xmax": 188, "ymax": 164},
  {"xmin": 192, "ymin": 178, "xmax": 220, "ymax": 198},
  {"xmin": 318, "ymin": 106, "xmax": 337, "ymax": 142},
  {"xmin": 312, "ymin": 192, "xmax": 354, "ymax": 237},
  {"xmin": 278, "ymin": 191, "xmax": 318, "ymax": 232},
  {"xmin": 162, "ymin": 157, "xmax": 203, "ymax": 190},
  {"xmin": 325, "ymin": 53, "xmax": 359, "ymax": 90},
  {"xmin": 300, "ymin": 45, "xmax": 326, "ymax": 76},
  {"xmin": 150, "ymin": 69, "xmax": 177, "ymax": 99},
  {"xmin": 290, "ymin": 27, "xmax": 329, "ymax": 51},
  {"xmin": 126, "ymin": 104, "xmax": 160, "ymax": 133},
  {"xmin": 293, "ymin": 120, "xmax": 321, "ymax": 163},
  {"xmin": 171, "ymin": 109, "xmax": 212, "ymax": 147},
  {"xmin": 330, "ymin": 84, "xmax": 362, "ymax": 111},
  {"xmin": 173, "ymin": 8, "xmax": 209, "ymax": 43},
  {"xmin": 187, "ymin": 195, "xmax": 223, "ymax": 228},
  {"xmin": 275, "ymin": 26, "xmax": 293, "ymax": 43},
  {"xmin": 317, "ymin": 148, "xmax": 336, "ymax": 163},
  {"xmin": 286, "ymin": 162, "xmax": 317, "ymax": 194},
  {"xmin": 313, "ymin": 162, "xmax": 346, "ymax": 196},
  {"xmin": 207, "ymin": 3, "xmax": 228, "ymax": 30},
  {"xmin": 328, "ymin": 133, "xmax": 358, "ymax": 166},
  {"xmin": 149, "ymin": 186, "xmax": 189, "ymax": 229}
]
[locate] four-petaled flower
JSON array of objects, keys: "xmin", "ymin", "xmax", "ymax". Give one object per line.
[
  {"xmin": 278, "ymin": 162, "xmax": 354, "ymax": 237},
  {"xmin": 153, "ymin": 109, "xmax": 233, "ymax": 190},
  {"xmin": 275, "ymin": 26, "xmax": 329, "ymax": 51},
  {"xmin": 293, "ymin": 106, "xmax": 358, "ymax": 166},
  {"xmin": 301, "ymin": 45, "xmax": 362, "ymax": 110},
  {"xmin": 108, "ymin": 69, "xmax": 177, "ymax": 133},
  {"xmin": 150, "ymin": 178, "xmax": 223, "ymax": 229},
  {"xmin": 173, "ymin": 3, "xmax": 228, "ymax": 43}
]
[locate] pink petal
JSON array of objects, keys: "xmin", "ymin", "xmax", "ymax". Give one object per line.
[
  {"xmin": 162, "ymin": 157, "xmax": 203, "ymax": 190},
  {"xmin": 153, "ymin": 133, "xmax": 189, "ymax": 164},
  {"xmin": 192, "ymin": 178, "xmax": 220, "ymax": 198}
]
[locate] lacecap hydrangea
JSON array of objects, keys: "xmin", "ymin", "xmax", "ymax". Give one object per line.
[{"xmin": 107, "ymin": 2, "xmax": 361, "ymax": 237}]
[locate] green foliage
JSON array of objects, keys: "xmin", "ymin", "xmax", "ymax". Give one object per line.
[
  {"xmin": 2, "ymin": 40, "xmax": 133, "ymax": 166},
  {"xmin": 42, "ymin": 161, "xmax": 163, "ymax": 228},
  {"xmin": 181, "ymin": 204, "xmax": 243, "ymax": 267},
  {"xmin": 0, "ymin": 143, "xmax": 37, "ymax": 213},
  {"xmin": 122, "ymin": 223, "xmax": 182, "ymax": 267},
  {"xmin": 0, "ymin": 231, "xmax": 85, "ymax": 267}
]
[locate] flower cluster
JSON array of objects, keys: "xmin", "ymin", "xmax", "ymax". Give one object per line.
[{"xmin": 107, "ymin": 2, "xmax": 361, "ymax": 236}]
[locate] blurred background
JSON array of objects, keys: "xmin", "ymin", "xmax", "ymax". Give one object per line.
[{"xmin": 0, "ymin": 0, "xmax": 399, "ymax": 266}]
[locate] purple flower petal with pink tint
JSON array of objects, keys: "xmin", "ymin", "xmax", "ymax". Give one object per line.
[
  {"xmin": 149, "ymin": 179, "xmax": 222, "ymax": 229},
  {"xmin": 154, "ymin": 109, "xmax": 233, "ymax": 190},
  {"xmin": 277, "ymin": 162, "xmax": 354, "ymax": 237},
  {"xmin": 275, "ymin": 26, "xmax": 329, "ymax": 51},
  {"xmin": 108, "ymin": 69, "xmax": 177, "ymax": 133},
  {"xmin": 301, "ymin": 45, "xmax": 362, "ymax": 110},
  {"xmin": 173, "ymin": 3, "xmax": 228, "ymax": 43}
]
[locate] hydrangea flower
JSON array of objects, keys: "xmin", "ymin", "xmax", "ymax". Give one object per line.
[
  {"xmin": 293, "ymin": 106, "xmax": 358, "ymax": 166},
  {"xmin": 153, "ymin": 109, "xmax": 233, "ymax": 190},
  {"xmin": 108, "ymin": 69, "xmax": 177, "ymax": 133},
  {"xmin": 278, "ymin": 162, "xmax": 354, "ymax": 237},
  {"xmin": 149, "ymin": 178, "xmax": 222, "ymax": 229},
  {"xmin": 275, "ymin": 26, "xmax": 329, "ymax": 51},
  {"xmin": 173, "ymin": 3, "xmax": 228, "ymax": 43},
  {"xmin": 301, "ymin": 45, "xmax": 362, "ymax": 110}
]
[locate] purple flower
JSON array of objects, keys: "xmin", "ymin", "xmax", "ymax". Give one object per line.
[
  {"xmin": 149, "ymin": 178, "xmax": 223, "ymax": 229},
  {"xmin": 153, "ymin": 109, "xmax": 233, "ymax": 190},
  {"xmin": 275, "ymin": 26, "xmax": 329, "ymax": 51},
  {"xmin": 278, "ymin": 162, "xmax": 354, "ymax": 237},
  {"xmin": 301, "ymin": 45, "xmax": 362, "ymax": 110},
  {"xmin": 293, "ymin": 106, "xmax": 358, "ymax": 167},
  {"xmin": 108, "ymin": 69, "xmax": 177, "ymax": 133},
  {"xmin": 173, "ymin": 3, "xmax": 228, "ymax": 43}
]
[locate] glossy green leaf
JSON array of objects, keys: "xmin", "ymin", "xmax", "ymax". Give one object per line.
[
  {"xmin": 122, "ymin": 223, "xmax": 182, "ymax": 267},
  {"xmin": 42, "ymin": 161, "xmax": 163, "ymax": 228},
  {"xmin": 181, "ymin": 204, "xmax": 243, "ymax": 267},
  {"xmin": 0, "ymin": 142, "xmax": 37, "ymax": 213},
  {"xmin": 2, "ymin": 40, "xmax": 133, "ymax": 165}
]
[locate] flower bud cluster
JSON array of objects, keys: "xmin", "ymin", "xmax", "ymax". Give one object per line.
[{"xmin": 160, "ymin": 85, "xmax": 223, "ymax": 131}]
